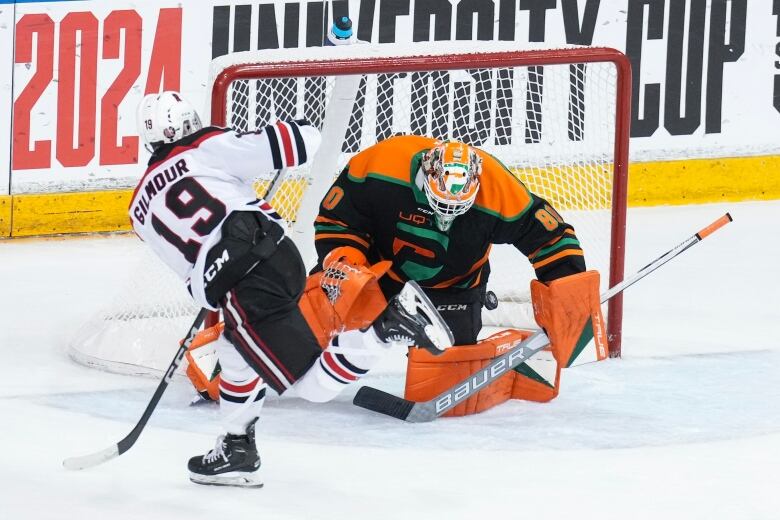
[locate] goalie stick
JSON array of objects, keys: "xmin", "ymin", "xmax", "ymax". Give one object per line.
[
  {"xmin": 64, "ymin": 166, "xmax": 293, "ymax": 471},
  {"xmin": 353, "ymin": 213, "xmax": 734, "ymax": 422}
]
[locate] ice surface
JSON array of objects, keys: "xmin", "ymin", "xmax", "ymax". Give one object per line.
[{"xmin": 1, "ymin": 201, "xmax": 778, "ymax": 520}]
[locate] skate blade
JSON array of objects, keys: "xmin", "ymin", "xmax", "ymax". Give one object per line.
[
  {"xmin": 189, "ymin": 470, "xmax": 264, "ymax": 488},
  {"xmin": 402, "ymin": 281, "xmax": 455, "ymax": 350}
]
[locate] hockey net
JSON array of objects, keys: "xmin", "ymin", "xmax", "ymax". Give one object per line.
[{"xmin": 68, "ymin": 43, "xmax": 630, "ymax": 375}]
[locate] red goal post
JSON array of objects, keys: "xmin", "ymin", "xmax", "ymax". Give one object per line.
[{"xmin": 209, "ymin": 44, "xmax": 631, "ymax": 357}]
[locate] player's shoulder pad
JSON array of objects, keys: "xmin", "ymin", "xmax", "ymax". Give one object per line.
[
  {"xmin": 472, "ymin": 150, "xmax": 534, "ymax": 222},
  {"xmin": 346, "ymin": 135, "xmax": 438, "ymax": 185}
]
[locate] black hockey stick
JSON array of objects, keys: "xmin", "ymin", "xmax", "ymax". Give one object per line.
[
  {"xmin": 63, "ymin": 308, "xmax": 210, "ymax": 470},
  {"xmin": 353, "ymin": 213, "xmax": 733, "ymax": 422}
]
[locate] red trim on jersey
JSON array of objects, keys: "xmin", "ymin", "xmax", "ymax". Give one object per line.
[
  {"xmin": 322, "ymin": 351, "xmax": 358, "ymax": 381},
  {"xmin": 220, "ymin": 377, "xmax": 261, "ymax": 394},
  {"xmin": 275, "ymin": 121, "xmax": 294, "ymax": 166},
  {"xmin": 230, "ymin": 292, "xmax": 296, "ymax": 383},
  {"xmin": 130, "ymin": 129, "xmax": 226, "ymax": 205}
]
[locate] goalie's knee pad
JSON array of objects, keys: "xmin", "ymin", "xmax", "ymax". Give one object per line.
[
  {"xmin": 404, "ymin": 329, "xmax": 561, "ymax": 417},
  {"xmin": 530, "ymin": 270, "xmax": 609, "ymax": 366}
]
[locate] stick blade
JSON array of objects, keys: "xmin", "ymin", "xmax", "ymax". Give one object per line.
[
  {"xmin": 353, "ymin": 386, "xmax": 415, "ymax": 421},
  {"xmin": 63, "ymin": 445, "xmax": 119, "ymax": 471}
]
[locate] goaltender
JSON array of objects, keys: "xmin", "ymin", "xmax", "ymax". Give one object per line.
[{"xmin": 313, "ymin": 136, "xmax": 608, "ymax": 415}]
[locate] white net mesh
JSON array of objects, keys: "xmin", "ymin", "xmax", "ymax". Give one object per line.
[
  {"xmin": 69, "ymin": 46, "xmax": 627, "ymax": 375},
  {"xmin": 223, "ymin": 57, "xmax": 620, "ymax": 329}
]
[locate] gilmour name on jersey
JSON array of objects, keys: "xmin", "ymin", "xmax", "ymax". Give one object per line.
[{"xmin": 132, "ymin": 159, "xmax": 190, "ymax": 224}]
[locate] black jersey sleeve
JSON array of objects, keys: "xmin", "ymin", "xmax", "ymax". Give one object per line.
[
  {"xmin": 314, "ymin": 166, "xmax": 374, "ymax": 267},
  {"xmin": 496, "ymin": 194, "xmax": 586, "ymax": 283}
]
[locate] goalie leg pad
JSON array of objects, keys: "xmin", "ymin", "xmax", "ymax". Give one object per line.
[
  {"xmin": 531, "ymin": 270, "xmax": 609, "ymax": 367},
  {"xmin": 186, "ymin": 324, "xmax": 225, "ymax": 401},
  {"xmin": 404, "ymin": 329, "xmax": 560, "ymax": 417}
]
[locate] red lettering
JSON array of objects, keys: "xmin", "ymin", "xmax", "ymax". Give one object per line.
[
  {"xmin": 145, "ymin": 8, "xmax": 182, "ymax": 94},
  {"xmin": 56, "ymin": 12, "xmax": 98, "ymax": 167},
  {"xmin": 100, "ymin": 10, "xmax": 142, "ymax": 165},
  {"xmin": 13, "ymin": 8, "xmax": 184, "ymax": 172},
  {"xmin": 12, "ymin": 14, "xmax": 54, "ymax": 170}
]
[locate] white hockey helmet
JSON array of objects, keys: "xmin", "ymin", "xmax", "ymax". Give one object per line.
[
  {"xmin": 137, "ymin": 91, "xmax": 202, "ymax": 152},
  {"xmin": 421, "ymin": 140, "xmax": 482, "ymax": 231}
]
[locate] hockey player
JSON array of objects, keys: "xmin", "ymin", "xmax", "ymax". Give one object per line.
[
  {"xmin": 314, "ymin": 136, "xmax": 608, "ymax": 415},
  {"xmin": 131, "ymin": 92, "xmax": 453, "ymax": 487}
]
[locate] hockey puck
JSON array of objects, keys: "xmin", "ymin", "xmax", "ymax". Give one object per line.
[{"xmin": 484, "ymin": 290, "xmax": 498, "ymax": 310}]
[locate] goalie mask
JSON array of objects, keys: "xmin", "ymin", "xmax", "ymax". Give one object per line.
[
  {"xmin": 421, "ymin": 141, "xmax": 482, "ymax": 231},
  {"xmin": 137, "ymin": 91, "xmax": 202, "ymax": 152}
]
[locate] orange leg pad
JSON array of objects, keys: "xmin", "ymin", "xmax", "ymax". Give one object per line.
[{"xmin": 405, "ymin": 329, "xmax": 561, "ymax": 417}]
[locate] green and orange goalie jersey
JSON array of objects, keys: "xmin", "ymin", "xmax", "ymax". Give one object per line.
[{"xmin": 314, "ymin": 135, "xmax": 586, "ymax": 299}]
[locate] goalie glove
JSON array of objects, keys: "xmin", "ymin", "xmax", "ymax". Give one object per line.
[
  {"xmin": 323, "ymin": 245, "xmax": 368, "ymax": 269},
  {"xmin": 530, "ymin": 270, "xmax": 609, "ymax": 367}
]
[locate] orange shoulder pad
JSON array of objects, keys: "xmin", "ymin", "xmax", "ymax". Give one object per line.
[
  {"xmin": 347, "ymin": 135, "xmax": 437, "ymax": 184},
  {"xmin": 472, "ymin": 151, "xmax": 533, "ymax": 221}
]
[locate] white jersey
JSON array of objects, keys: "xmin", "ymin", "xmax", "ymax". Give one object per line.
[{"xmin": 129, "ymin": 121, "xmax": 321, "ymax": 309}]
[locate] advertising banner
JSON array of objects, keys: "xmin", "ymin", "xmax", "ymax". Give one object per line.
[
  {"xmin": 8, "ymin": 0, "xmax": 780, "ymax": 195},
  {"xmin": 0, "ymin": 0, "xmax": 12, "ymax": 195}
]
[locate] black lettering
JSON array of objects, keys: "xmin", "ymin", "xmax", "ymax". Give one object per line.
[
  {"xmin": 258, "ymin": 4, "xmax": 280, "ymax": 50},
  {"xmin": 525, "ymin": 66, "xmax": 543, "ymax": 143},
  {"xmin": 306, "ymin": 1, "xmax": 325, "ymax": 46},
  {"xmin": 410, "ymin": 72, "xmax": 450, "ymax": 139},
  {"xmin": 775, "ymin": 0, "xmax": 780, "ymax": 35},
  {"xmin": 706, "ymin": 0, "xmax": 746, "ymax": 134},
  {"xmin": 176, "ymin": 159, "xmax": 189, "ymax": 175},
  {"xmin": 153, "ymin": 173, "xmax": 166, "ymax": 191},
  {"xmin": 625, "ymin": 0, "xmax": 664, "ymax": 138},
  {"xmin": 305, "ymin": 77, "xmax": 327, "ymax": 127},
  {"xmin": 378, "ymin": 0, "xmax": 409, "ymax": 43},
  {"xmin": 561, "ymin": 0, "xmax": 600, "ymax": 45},
  {"xmin": 453, "ymin": 69, "xmax": 491, "ymax": 146},
  {"xmin": 455, "ymin": 0, "xmax": 494, "ymax": 41},
  {"xmin": 664, "ymin": 0, "xmax": 706, "ymax": 135},
  {"xmin": 211, "ymin": 6, "xmax": 230, "ymax": 59},
  {"xmin": 414, "ymin": 0, "xmax": 452, "ymax": 42},
  {"xmin": 283, "ymin": 3, "xmax": 300, "ymax": 48},
  {"xmin": 332, "ymin": 0, "xmax": 350, "ymax": 21},
  {"xmin": 163, "ymin": 167, "xmax": 178, "ymax": 183},
  {"xmin": 375, "ymin": 73, "xmax": 405, "ymax": 141},
  {"xmin": 357, "ymin": 0, "xmax": 377, "ymax": 42},
  {"xmin": 498, "ymin": 0, "xmax": 516, "ymax": 41},
  {"xmin": 344, "ymin": 77, "xmax": 367, "ymax": 152},
  {"xmin": 568, "ymin": 64, "xmax": 585, "ymax": 141},
  {"xmin": 519, "ymin": 0, "xmax": 556, "ymax": 42},
  {"xmin": 134, "ymin": 206, "xmax": 145, "ymax": 225},
  {"xmin": 495, "ymin": 68, "xmax": 514, "ymax": 145},
  {"xmin": 234, "ymin": 5, "xmax": 252, "ymax": 52},
  {"xmin": 144, "ymin": 180, "xmax": 157, "ymax": 199}
]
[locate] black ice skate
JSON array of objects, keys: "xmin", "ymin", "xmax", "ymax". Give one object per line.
[
  {"xmin": 372, "ymin": 280, "xmax": 454, "ymax": 355},
  {"xmin": 188, "ymin": 418, "xmax": 262, "ymax": 488}
]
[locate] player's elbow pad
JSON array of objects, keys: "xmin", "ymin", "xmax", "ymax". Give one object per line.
[{"xmin": 293, "ymin": 120, "xmax": 322, "ymax": 164}]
